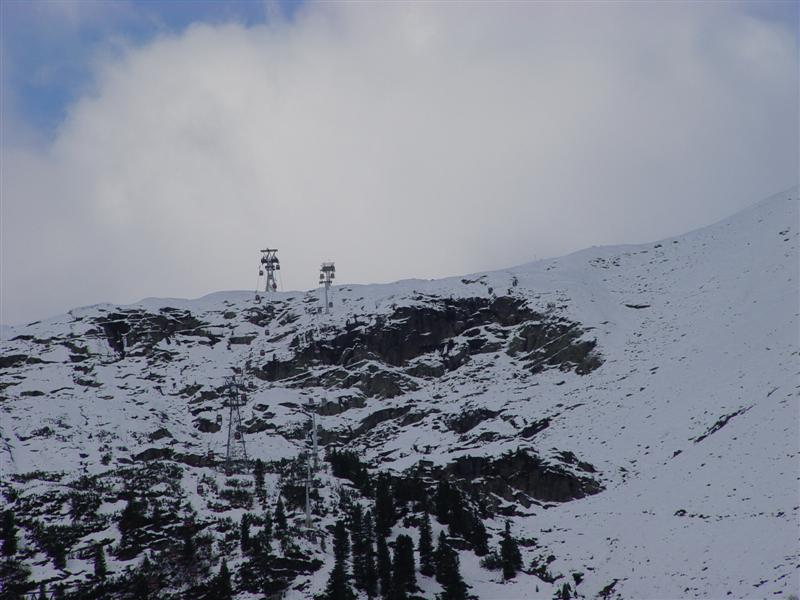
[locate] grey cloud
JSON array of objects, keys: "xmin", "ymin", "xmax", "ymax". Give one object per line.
[{"xmin": 2, "ymin": 1, "xmax": 797, "ymax": 324}]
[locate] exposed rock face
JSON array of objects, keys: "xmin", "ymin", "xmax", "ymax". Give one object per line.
[
  {"xmin": 354, "ymin": 406, "xmax": 411, "ymax": 436},
  {"xmin": 90, "ymin": 308, "xmax": 219, "ymax": 358},
  {"xmin": 251, "ymin": 296, "xmax": 601, "ymax": 397},
  {"xmin": 194, "ymin": 417, "xmax": 221, "ymax": 433},
  {"xmin": 444, "ymin": 449, "xmax": 603, "ymax": 506},
  {"xmin": 446, "ymin": 408, "xmax": 500, "ymax": 434}
]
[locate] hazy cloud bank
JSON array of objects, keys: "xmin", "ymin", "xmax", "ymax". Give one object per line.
[{"xmin": 2, "ymin": 1, "xmax": 797, "ymax": 324}]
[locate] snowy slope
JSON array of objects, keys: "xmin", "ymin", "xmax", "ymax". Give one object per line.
[{"xmin": 1, "ymin": 188, "xmax": 797, "ymax": 599}]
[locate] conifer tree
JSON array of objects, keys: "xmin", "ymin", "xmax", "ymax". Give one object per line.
[
  {"xmin": 211, "ymin": 560, "xmax": 233, "ymax": 600},
  {"xmin": 555, "ymin": 582, "xmax": 572, "ymax": 600},
  {"xmin": 471, "ymin": 519, "xmax": 489, "ymax": 556},
  {"xmin": 150, "ymin": 501, "xmax": 163, "ymax": 530},
  {"xmin": 262, "ymin": 506, "xmax": 273, "ymax": 551},
  {"xmin": 349, "ymin": 503, "xmax": 366, "ymax": 592},
  {"xmin": 274, "ymin": 496, "xmax": 288, "ymax": 540},
  {"xmin": 241, "ymin": 513, "xmax": 252, "ymax": 554},
  {"xmin": 447, "ymin": 489, "xmax": 469, "ymax": 537},
  {"xmin": 240, "ymin": 526, "xmax": 273, "ymax": 593},
  {"xmin": 391, "ymin": 534, "xmax": 417, "ymax": 600},
  {"xmin": 94, "ymin": 543, "xmax": 108, "ymax": 579},
  {"xmin": 0, "ymin": 556, "xmax": 32, "ymax": 600},
  {"xmin": 374, "ymin": 474, "xmax": 395, "ymax": 538},
  {"xmin": 1, "ymin": 509, "xmax": 18, "ymax": 557},
  {"xmin": 434, "ymin": 479, "xmax": 451, "ymax": 524},
  {"xmin": 363, "ymin": 511, "xmax": 379, "ymax": 599},
  {"xmin": 37, "ymin": 582, "xmax": 47, "ymax": 600},
  {"xmin": 435, "ymin": 532, "xmax": 467, "ymax": 600},
  {"xmin": 324, "ymin": 519, "xmax": 355, "ymax": 600},
  {"xmin": 418, "ymin": 512, "xmax": 435, "ymax": 577},
  {"xmin": 52, "ymin": 541, "xmax": 67, "ymax": 570},
  {"xmin": 376, "ymin": 532, "xmax": 392, "ymax": 599},
  {"xmin": 181, "ymin": 523, "xmax": 196, "ymax": 568},
  {"xmin": 500, "ymin": 520, "xmax": 523, "ymax": 581},
  {"xmin": 131, "ymin": 554, "xmax": 152, "ymax": 600},
  {"xmin": 254, "ymin": 459, "xmax": 267, "ymax": 505},
  {"xmin": 118, "ymin": 495, "xmax": 148, "ymax": 550}
]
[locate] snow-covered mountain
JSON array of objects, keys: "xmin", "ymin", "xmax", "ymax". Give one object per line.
[{"xmin": 1, "ymin": 189, "xmax": 797, "ymax": 599}]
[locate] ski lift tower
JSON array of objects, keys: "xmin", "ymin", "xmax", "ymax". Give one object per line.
[
  {"xmin": 319, "ymin": 262, "xmax": 335, "ymax": 314},
  {"xmin": 304, "ymin": 455, "xmax": 313, "ymax": 531},
  {"xmin": 256, "ymin": 248, "xmax": 280, "ymax": 301},
  {"xmin": 303, "ymin": 396, "xmax": 320, "ymax": 471},
  {"xmin": 223, "ymin": 374, "xmax": 249, "ymax": 474}
]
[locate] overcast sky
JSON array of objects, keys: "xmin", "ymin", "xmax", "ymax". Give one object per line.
[{"xmin": 1, "ymin": 1, "xmax": 798, "ymax": 326}]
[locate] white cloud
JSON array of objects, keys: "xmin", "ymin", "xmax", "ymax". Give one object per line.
[{"xmin": 2, "ymin": 1, "xmax": 797, "ymax": 324}]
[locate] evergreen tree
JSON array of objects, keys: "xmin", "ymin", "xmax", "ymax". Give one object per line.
[
  {"xmin": 180, "ymin": 522, "xmax": 196, "ymax": 567},
  {"xmin": 376, "ymin": 532, "xmax": 392, "ymax": 599},
  {"xmin": 555, "ymin": 582, "xmax": 572, "ymax": 600},
  {"xmin": 253, "ymin": 459, "xmax": 267, "ymax": 505},
  {"xmin": 240, "ymin": 513, "xmax": 252, "ymax": 554},
  {"xmin": 52, "ymin": 583, "xmax": 66, "ymax": 600},
  {"xmin": 238, "ymin": 558, "xmax": 257, "ymax": 594},
  {"xmin": 434, "ymin": 532, "xmax": 467, "ymax": 600},
  {"xmin": 436, "ymin": 480, "xmax": 488, "ymax": 557},
  {"xmin": 418, "ymin": 512, "xmax": 435, "ymax": 577},
  {"xmin": 94, "ymin": 544, "xmax": 108, "ymax": 579},
  {"xmin": 390, "ymin": 534, "xmax": 417, "ymax": 600},
  {"xmin": 334, "ymin": 518, "xmax": 350, "ymax": 565},
  {"xmin": 374, "ymin": 474, "xmax": 395, "ymax": 538},
  {"xmin": 262, "ymin": 507, "xmax": 273, "ymax": 540},
  {"xmin": 447, "ymin": 490, "xmax": 469, "ymax": 537},
  {"xmin": 323, "ymin": 519, "xmax": 355, "ymax": 600},
  {"xmin": 37, "ymin": 582, "xmax": 47, "ymax": 600},
  {"xmin": 327, "ymin": 449, "xmax": 371, "ymax": 494},
  {"xmin": 362, "ymin": 511, "xmax": 379, "ymax": 599},
  {"xmin": 1, "ymin": 510, "xmax": 18, "ymax": 557},
  {"xmin": 210, "ymin": 560, "xmax": 233, "ymax": 600},
  {"xmin": 500, "ymin": 520, "xmax": 523, "ymax": 581},
  {"xmin": 52, "ymin": 540, "xmax": 67, "ymax": 570},
  {"xmin": 0, "ymin": 557, "xmax": 32, "ymax": 600},
  {"xmin": 240, "ymin": 525, "xmax": 272, "ymax": 594},
  {"xmin": 131, "ymin": 555, "xmax": 153, "ymax": 600},
  {"xmin": 150, "ymin": 501, "xmax": 163, "ymax": 531},
  {"xmin": 274, "ymin": 496, "xmax": 288, "ymax": 539},
  {"xmin": 470, "ymin": 519, "xmax": 489, "ymax": 556},
  {"xmin": 435, "ymin": 480, "xmax": 451, "ymax": 524},
  {"xmin": 118, "ymin": 495, "xmax": 148, "ymax": 550},
  {"xmin": 349, "ymin": 503, "xmax": 366, "ymax": 592}
]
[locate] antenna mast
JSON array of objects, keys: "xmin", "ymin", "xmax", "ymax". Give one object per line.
[
  {"xmin": 256, "ymin": 248, "xmax": 280, "ymax": 301},
  {"xmin": 223, "ymin": 374, "xmax": 249, "ymax": 475},
  {"xmin": 302, "ymin": 395, "xmax": 320, "ymax": 535},
  {"xmin": 311, "ymin": 412, "xmax": 319, "ymax": 471},
  {"xmin": 319, "ymin": 262, "xmax": 335, "ymax": 314},
  {"xmin": 304, "ymin": 457, "xmax": 313, "ymax": 530}
]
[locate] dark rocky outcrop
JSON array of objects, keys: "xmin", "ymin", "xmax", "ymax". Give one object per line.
[
  {"xmin": 446, "ymin": 408, "xmax": 500, "ymax": 434},
  {"xmin": 194, "ymin": 417, "xmax": 221, "ymax": 433},
  {"xmin": 250, "ymin": 296, "xmax": 601, "ymax": 398},
  {"xmin": 133, "ymin": 447, "xmax": 173, "ymax": 462},
  {"xmin": 354, "ymin": 406, "xmax": 411, "ymax": 436},
  {"xmin": 0, "ymin": 354, "xmax": 46, "ymax": 369},
  {"xmin": 444, "ymin": 448, "xmax": 602, "ymax": 505},
  {"xmin": 520, "ymin": 417, "xmax": 551, "ymax": 438},
  {"xmin": 148, "ymin": 428, "xmax": 173, "ymax": 442},
  {"xmin": 313, "ymin": 395, "xmax": 366, "ymax": 416},
  {"xmin": 91, "ymin": 308, "xmax": 219, "ymax": 358}
]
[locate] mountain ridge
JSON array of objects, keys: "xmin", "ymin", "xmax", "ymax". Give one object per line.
[{"xmin": 1, "ymin": 189, "xmax": 797, "ymax": 599}]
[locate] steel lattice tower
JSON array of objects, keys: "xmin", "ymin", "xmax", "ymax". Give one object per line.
[
  {"xmin": 256, "ymin": 248, "xmax": 280, "ymax": 301},
  {"xmin": 223, "ymin": 374, "xmax": 249, "ymax": 474},
  {"xmin": 319, "ymin": 262, "xmax": 335, "ymax": 313}
]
